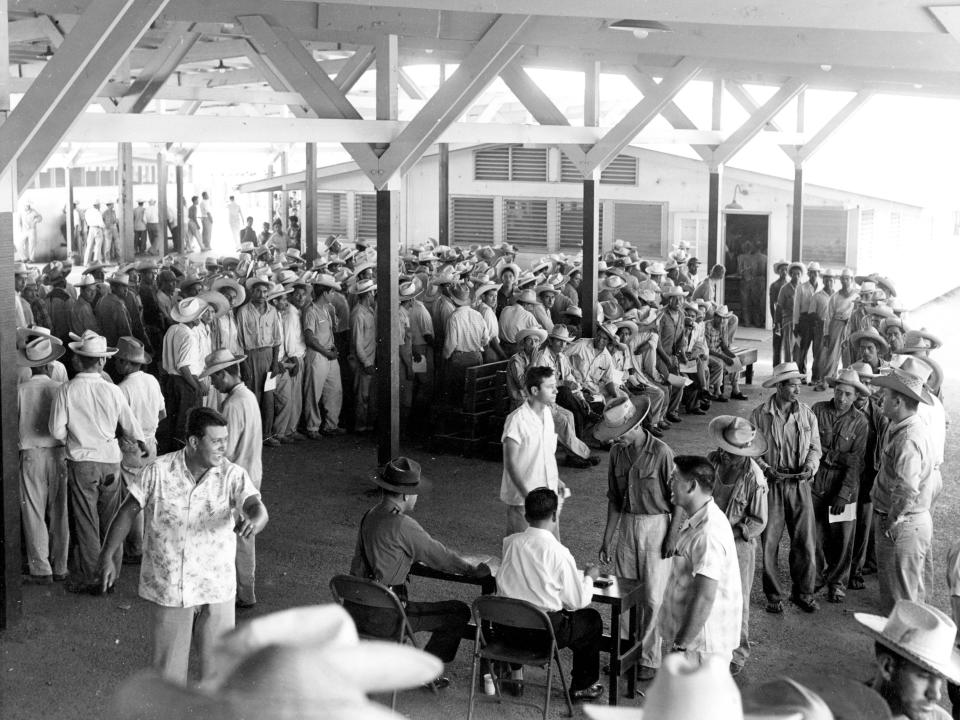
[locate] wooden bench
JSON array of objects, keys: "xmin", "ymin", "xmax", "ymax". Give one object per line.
[
  {"xmin": 431, "ymin": 360, "xmax": 511, "ymax": 459},
  {"xmin": 731, "ymin": 345, "xmax": 758, "ymax": 384}
]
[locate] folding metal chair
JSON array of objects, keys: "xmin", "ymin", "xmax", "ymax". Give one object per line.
[{"xmin": 467, "ymin": 595, "xmax": 574, "ymax": 720}]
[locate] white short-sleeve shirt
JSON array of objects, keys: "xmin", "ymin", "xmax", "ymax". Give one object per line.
[{"xmin": 500, "ymin": 401, "xmax": 559, "ymax": 506}]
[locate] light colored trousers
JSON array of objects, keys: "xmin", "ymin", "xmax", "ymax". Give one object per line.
[
  {"xmin": 20, "ymin": 447, "xmax": 69, "ymax": 577},
  {"xmin": 274, "ymin": 359, "xmax": 304, "ymax": 437},
  {"xmin": 732, "ymin": 537, "xmax": 754, "ymax": 668},
  {"xmin": 303, "ymin": 351, "xmax": 343, "ymax": 432},
  {"xmin": 82, "ymin": 227, "xmax": 104, "ymax": 265},
  {"xmin": 152, "ymin": 600, "xmax": 235, "ymax": 684},
  {"xmin": 350, "ymin": 357, "xmax": 375, "ymax": 430},
  {"xmin": 614, "ymin": 512, "xmax": 671, "ymax": 668},
  {"xmin": 553, "ymin": 405, "xmax": 591, "ymax": 459},
  {"xmin": 875, "ymin": 510, "xmax": 932, "ymax": 613}
]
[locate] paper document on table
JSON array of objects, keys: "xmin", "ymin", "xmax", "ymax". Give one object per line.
[
  {"xmin": 828, "ymin": 503, "xmax": 857, "ymax": 523},
  {"xmin": 412, "ymin": 356, "xmax": 428, "ymax": 373},
  {"xmin": 263, "ymin": 372, "xmax": 278, "ymax": 392}
]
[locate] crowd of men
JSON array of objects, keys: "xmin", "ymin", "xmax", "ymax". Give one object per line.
[{"xmin": 11, "ymin": 228, "xmax": 958, "ymax": 719}]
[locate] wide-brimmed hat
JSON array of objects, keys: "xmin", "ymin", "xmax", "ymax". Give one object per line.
[
  {"xmin": 856, "ymin": 600, "xmax": 960, "ymax": 684},
  {"xmin": 600, "ymin": 275, "xmax": 626, "ymax": 292},
  {"xmin": 14, "ymin": 261, "xmax": 30, "ymax": 276},
  {"xmin": 515, "ymin": 289, "xmax": 537, "ymax": 305},
  {"xmin": 474, "ymin": 282, "xmax": 501, "ymax": 299},
  {"xmin": 75, "ymin": 274, "xmax": 97, "ymax": 288},
  {"xmin": 788, "ymin": 261, "xmax": 805, "ymax": 273},
  {"xmin": 646, "ymin": 261, "xmax": 666, "ymax": 276},
  {"xmin": 826, "ymin": 368, "xmax": 869, "ymax": 397},
  {"xmin": 307, "ymin": 273, "xmax": 337, "ymax": 291},
  {"xmin": 850, "ymin": 327, "xmax": 889, "ymax": 353},
  {"xmin": 547, "ymin": 325, "xmax": 574, "ymax": 343},
  {"xmin": 661, "ymin": 285, "xmax": 687, "ymax": 298},
  {"xmin": 107, "ymin": 272, "xmax": 130, "ymax": 286},
  {"xmin": 772, "ymin": 259, "xmax": 789, "ymax": 271},
  {"xmin": 199, "ymin": 348, "xmax": 247, "ymax": 378},
  {"xmin": 170, "ymin": 297, "xmax": 209, "ymax": 324},
  {"xmin": 16, "ymin": 325, "xmax": 55, "ymax": 347},
  {"xmin": 900, "ymin": 328, "xmax": 942, "ymax": 353},
  {"xmin": 265, "ymin": 282, "xmax": 293, "ymax": 302},
  {"xmin": 762, "ymin": 361, "xmax": 805, "ymax": 388},
  {"xmin": 516, "ymin": 327, "xmax": 547, "ymax": 347},
  {"xmin": 596, "ymin": 323, "xmax": 619, "ymax": 344},
  {"xmin": 498, "ymin": 262, "xmax": 521, "ymax": 280},
  {"xmin": 17, "ymin": 336, "xmax": 65, "ymax": 368},
  {"xmin": 449, "ymin": 283, "xmax": 472, "ymax": 306},
  {"xmin": 563, "ymin": 306, "xmax": 583, "ymax": 319},
  {"xmin": 179, "ymin": 275, "xmax": 205, "ymax": 293},
  {"xmin": 593, "ymin": 396, "xmax": 650, "ymax": 444},
  {"xmin": 849, "ymin": 360, "xmax": 882, "ymax": 383},
  {"xmin": 114, "ymin": 336, "xmax": 151, "ymax": 366},
  {"xmin": 870, "ymin": 357, "xmax": 934, "ymax": 405},
  {"xmin": 398, "ymin": 280, "xmax": 422, "ymax": 300},
  {"xmin": 354, "ymin": 278, "xmax": 377, "ymax": 296},
  {"xmin": 211, "ymin": 277, "xmax": 246, "ymax": 307},
  {"xmin": 244, "ymin": 275, "xmax": 272, "ymax": 293},
  {"xmin": 709, "ymin": 416, "xmax": 767, "ymax": 457},
  {"xmin": 276, "ymin": 269, "xmax": 300, "ymax": 286},
  {"xmin": 742, "ymin": 675, "xmax": 890, "ymax": 720},
  {"xmin": 866, "ymin": 304, "xmax": 895, "ymax": 320},
  {"xmin": 614, "ymin": 319, "xmax": 639, "ymax": 338},
  {"xmin": 430, "ymin": 270, "xmax": 457, "ymax": 286},
  {"xmin": 68, "ymin": 331, "xmax": 117, "ymax": 358},
  {"xmin": 880, "ymin": 317, "xmax": 905, "ymax": 335},
  {"xmin": 805, "ymin": 261, "xmax": 822, "ymax": 274},
  {"xmin": 711, "ymin": 304, "xmax": 733, "ymax": 318},
  {"xmin": 534, "ymin": 283, "xmax": 558, "ymax": 297},
  {"xmin": 857, "ymin": 280, "xmax": 877, "ymax": 295},
  {"xmin": 373, "ymin": 457, "xmax": 423, "ymax": 494},
  {"xmin": 198, "ymin": 291, "xmax": 232, "ymax": 318}
]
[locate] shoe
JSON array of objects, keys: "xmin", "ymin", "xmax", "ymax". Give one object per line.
[
  {"xmin": 766, "ymin": 600, "xmax": 784, "ymax": 614},
  {"xmin": 279, "ymin": 435, "xmax": 296, "ymax": 444},
  {"xmin": 665, "ymin": 412, "xmax": 682, "ymax": 423},
  {"xmin": 688, "ymin": 407, "xmax": 706, "ymax": 416},
  {"xmin": 304, "ymin": 430, "xmax": 322, "ymax": 440},
  {"xmin": 64, "ymin": 580, "xmax": 100, "ymax": 595},
  {"xmin": 729, "ymin": 392, "xmax": 748, "ymax": 401},
  {"xmin": 23, "ymin": 574, "xmax": 53, "ymax": 585},
  {"xmin": 713, "ymin": 394, "xmax": 729, "ymax": 403},
  {"xmin": 646, "ymin": 425, "xmax": 664, "ymax": 438},
  {"xmin": 236, "ymin": 599, "xmax": 256, "ymax": 610},
  {"xmin": 565, "ymin": 455, "xmax": 593, "ymax": 469},
  {"xmin": 423, "ymin": 676, "xmax": 451, "ymax": 691},
  {"xmin": 53, "ymin": 573, "xmax": 67, "ymax": 582},
  {"xmin": 791, "ymin": 595, "xmax": 820, "ymax": 613},
  {"xmin": 827, "ymin": 588, "xmax": 845, "ymax": 604},
  {"xmin": 729, "ymin": 662, "xmax": 744, "ymax": 676},
  {"xmin": 572, "ymin": 683, "xmax": 605, "ymax": 701},
  {"xmin": 658, "ymin": 419, "xmax": 671, "ymax": 429},
  {"xmin": 849, "ymin": 575, "xmax": 865, "ymax": 590},
  {"xmin": 637, "ymin": 665, "xmax": 657, "ymax": 681},
  {"xmin": 699, "ymin": 400, "xmax": 711, "ymax": 411},
  {"xmin": 289, "ymin": 432, "xmax": 307, "ymax": 441},
  {"xmin": 588, "ymin": 455, "xmax": 601, "ymax": 466},
  {"xmin": 322, "ymin": 427, "xmax": 347, "ymax": 436},
  {"xmin": 263, "ymin": 437, "xmax": 281, "ymax": 447}
]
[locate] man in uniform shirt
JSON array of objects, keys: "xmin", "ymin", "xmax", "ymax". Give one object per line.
[
  {"xmin": 237, "ymin": 276, "xmax": 283, "ymax": 446},
  {"xmin": 98, "ymin": 407, "xmax": 268, "ymax": 684},
  {"xmin": 160, "ymin": 297, "xmax": 209, "ymax": 451},
  {"xmin": 870, "ymin": 360, "xmax": 936, "ymax": 612},
  {"xmin": 442, "ymin": 284, "xmax": 486, "ymax": 409},
  {"xmin": 350, "ymin": 457, "xmax": 490, "ymax": 687},
  {"xmin": 793, "ymin": 262, "xmax": 822, "ymax": 383},
  {"xmin": 302, "ymin": 274, "xmax": 344, "ymax": 439},
  {"xmin": 202, "ymin": 350, "xmax": 263, "ymax": 610},
  {"xmin": 811, "ymin": 369, "xmax": 869, "ymax": 604},
  {"xmin": 750, "ymin": 362, "xmax": 822, "ymax": 614},
  {"xmin": 769, "ymin": 260, "xmax": 789, "ymax": 366},
  {"xmin": 350, "ymin": 278, "xmax": 377, "ymax": 433},
  {"xmin": 49, "ymin": 332, "xmax": 146, "ymax": 594}
]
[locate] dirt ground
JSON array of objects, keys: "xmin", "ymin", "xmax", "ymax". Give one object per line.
[{"xmin": 2, "ymin": 291, "xmax": 958, "ymax": 719}]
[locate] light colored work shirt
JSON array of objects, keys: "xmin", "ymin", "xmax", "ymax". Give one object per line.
[
  {"xmin": 119, "ymin": 371, "xmax": 164, "ymax": 438},
  {"xmin": 49, "ymin": 372, "xmax": 144, "ymax": 463},
  {"xmin": 443, "ymin": 306, "xmax": 487, "ymax": 358},
  {"xmin": 18, "ymin": 361, "xmax": 68, "ymax": 386},
  {"xmin": 303, "ymin": 302, "xmax": 336, "ymax": 352},
  {"xmin": 221, "ymin": 383, "xmax": 263, "ymax": 488},
  {"xmin": 497, "ymin": 527, "xmax": 593, "ymax": 613},
  {"xmin": 351, "ymin": 304, "xmax": 377, "ymax": 367},
  {"xmin": 871, "ymin": 414, "xmax": 934, "ymax": 521},
  {"xmin": 129, "ymin": 450, "xmax": 259, "ymax": 607},
  {"xmin": 607, "ymin": 431, "xmax": 675, "ymax": 515},
  {"xmin": 407, "ymin": 300, "xmax": 434, "ymax": 347},
  {"xmin": 236, "ymin": 302, "xmax": 282, "ymax": 350},
  {"xmin": 162, "ymin": 323, "xmax": 204, "ymax": 376},
  {"xmin": 19, "ymin": 375, "xmax": 63, "ymax": 450},
  {"xmin": 792, "ymin": 281, "xmax": 820, "ymax": 323},
  {"xmin": 750, "ymin": 395, "xmax": 822, "ymax": 476},
  {"xmin": 476, "ymin": 303, "xmax": 499, "ymax": 347},
  {"xmin": 500, "ymin": 401, "xmax": 559, "ymax": 506},
  {"xmin": 281, "ymin": 304, "xmax": 306, "ymax": 359},
  {"xmin": 499, "ymin": 304, "xmax": 540, "ymax": 343}
]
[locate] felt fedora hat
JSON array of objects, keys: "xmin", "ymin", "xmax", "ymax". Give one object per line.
[
  {"xmin": 708, "ymin": 416, "xmax": 767, "ymax": 457},
  {"xmin": 372, "ymin": 457, "xmax": 423, "ymax": 494},
  {"xmin": 850, "ymin": 326, "xmax": 889, "ymax": 353},
  {"xmin": 856, "ymin": 600, "xmax": 960, "ymax": 684},
  {"xmin": 870, "ymin": 357, "xmax": 934, "ymax": 405},
  {"xmin": 170, "ymin": 297, "xmax": 209, "ymax": 324},
  {"xmin": 68, "ymin": 331, "xmax": 117, "ymax": 358},
  {"xmin": 592, "ymin": 396, "xmax": 650, "ymax": 444},
  {"xmin": 826, "ymin": 368, "xmax": 869, "ymax": 397},
  {"xmin": 449, "ymin": 283, "xmax": 473, "ymax": 306},
  {"xmin": 211, "ymin": 277, "xmax": 246, "ymax": 307},
  {"xmin": 516, "ymin": 327, "xmax": 547, "ymax": 347},
  {"xmin": 114, "ymin": 336, "xmax": 151, "ymax": 366},
  {"xmin": 17, "ymin": 336, "xmax": 65, "ymax": 368},
  {"xmin": 199, "ymin": 348, "xmax": 247, "ymax": 379},
  {"xmin": 762, "ymin": 361, "xmax": 804, "ymax": 388}
]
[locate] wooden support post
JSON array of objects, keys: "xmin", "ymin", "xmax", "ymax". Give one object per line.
[
  {"xmin": 437, "ymin": 60, "xmax": 449, "ymax": 245},
  {"xmin": 175, "ymin": 164, "xmax": 184, "ymax": 253},
  {"xmin": 375, "ymin": 188, "xmax": 400, "ymax": 466},
  {"xmin": 581, "ymin": 179, "xmax": 599, "ymax": 336},
  {"xmin": 279, "ymin": 151, "xmax": 289, "ymax": 227},
  {"xmin": 707, "ymin": 168, "xmax": 722, "ymax": 269},
  {"xmin": 118, "ymin": 142, "xmax": 135, "ymax": 261},
  {"xmin": 304, "ymin": 142, "xmax": 317, "ymax": 262},
  {"xmin": 792, "ymin": 165, "xmax": 803, "ymax": 262},
  {"xmin": 157, "ymin": 152, "xmax": 168, "ymax": 256},
  {"xmin": 66, "ymin": 166, "xmax": 76, "ymax": 257}
]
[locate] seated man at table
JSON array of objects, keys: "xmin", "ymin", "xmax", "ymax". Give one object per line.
[
  {"xmin": 349, "ymin": 456, "xmax": 491, "ymax": 688},
  {"xmin": 497, "ymin": 487, "xmax": 605, "ymax": 701}
]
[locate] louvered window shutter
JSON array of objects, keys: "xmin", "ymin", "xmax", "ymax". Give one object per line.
[{"xmin": 451, "ymin": 196, "xmax": 495, "ymax": 244}]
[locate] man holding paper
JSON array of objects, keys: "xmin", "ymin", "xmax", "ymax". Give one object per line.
[
  {"xmin": 237, "ymin": 276, "xmax": 283, "ymax": 447},
  {"xmin": 811, "ymin": 368, "xmax": 868, "ymax": 604}
]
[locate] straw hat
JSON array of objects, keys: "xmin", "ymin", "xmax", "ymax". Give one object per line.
[
  {"xmin": 742, "ymin": 675, "xmax": 890, "ymax": 720},
  {"xmin": 398, "ymin": 280, "xmax": 422, "ymax": 300},
  {"xmin": 354, "ymin": 278, "xmax": 377, "ymax": 296},
  {"xmin": 646, "ymin": 261, "xmax": 666, "ymax": 276},
  {"xmin": 516, "ymin": 327, "xmax": 547, "ymax": 347},
  {"xmin": 712, "ymin": 304, "xmax": 733, "ymax": 318},
  {"xmin": 265, "ymin": 283, "xmax": 293, "ymax": 302},
  {"xmin": 772, "ymin": 259, "xmax": 790, "ymax": 271},
  {"xmin": 107, "ymin": 272, "xmax": 130, "ymax": 286},
  {"xmin": 474, "ymin": 282, "xmax": 501, "ymax": 299},
  {"xmin": 75, "ymin": 274, "xmax": 97, "ymax": 288},
  {"xmin": 850, "ymin": 327, "xmax": 889, "ymax": 353},
  {"xmin": 16, "ymin": 325, "xmax": 55, "ymax": 348},
  {"xmin": 826, "ymin": 368, "xmax": 869, "ymax": 397},
  {"xmin": 199, "ymin": 348, "xmax": 248, "ymax": 379},
  {"xmin": 805, "ymin": 261, "xmax": 822, "ymax": 274},
  {"xmin": 515, "ymin": 289, "xmax": 537, "ymax": 305},
  {"xmin": 600, "ymin": 276, "xmax": 626, "ymax": 292},
  {"xmin": 211, "ymin": 277, "xmax": 246, "ymax": 307},
  {"xmin": 547, "ymin": 325, "xmax": 574, "ymax": 343},
  {"xmin": 498, "ymin": 262, "xmax": 521, "ymax": 280},
  {"xmin": 849, "ymin": 360, "xmax": 882, "ymax": 383},
  {"xmin": 372, "ymin": 457, "xmax": 423, "ymax": 494},
  {"xmin": 68, "ymin": 331, "xmax": 117, "ymax": 358},
  {"xmin": 535, "ymin": 283, "xmax": 558, "ymax": 297},
  {"xmin": 661, "ymin": 285, "xmax": 687, "ymax": 298},
  {"xmin": 276, "ymin": 269, "xmax": 300, "ymax": 286},
  {"xmin": 170, "ymin": 297, "xmax": 209, "ymax": 324},
  {"xmin": 593, "ymin": 396, "xmax": 650, "ymax": 444},
  {"xmin": 430, "ymin": 270, "xmax": 457, "ymax": 286},
  {"xmin": 198, "ymin": 291, "xmax": 231, "ymax": 318},
  {"xmin": 14, "ymin": 262, "xmax": 30, "ymax": 276},
  {"xmin": 563, "ymin": 306, "xmax": 583, "ymax": 319},
  {"xmin": 599, "ymin": 300, "xmax": 623, "ymax": 322},
  {"xmin": 788, "ymin": 261, "xmax": 805, "ymax": 273},
  {"xmin": 708, "ymin": 416, "xmax": 767, "ymax": 457},
  {"xmin": 870, "ymin": 357, "xmax": 934, "ymax": 405},
  {"xmin": 17, "ymin": 336, "xmax": 65, "ymax": 368},
  {"xmin": 856, "ymin": 600, "xmax": 960, "ymax": 684},
  {"xmin": 114, "ymin": 336, "xmax": 151, "ymax": 366},
  {"xmin": 180, "ymin": 275, "xmax": 205, "ymax": 293},
  {"xmin": 900, "ymin": 328, "xmax": 942, "ymax": 353},
  {"xmin": 244, "ymin": 275, "xmax": 272, "ymax": 293},
  {"xmin": 762, "ymin": 361, "xmax": 804, "ymax": 388}
]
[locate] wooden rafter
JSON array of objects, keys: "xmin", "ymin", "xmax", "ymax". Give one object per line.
[
  {"xmin": 711, "ymin": 78, "xmax": 806, "ymax": 166},
  {"xmin": 115, "ymin": 21, "xmax": 200, "ymax": 113}
]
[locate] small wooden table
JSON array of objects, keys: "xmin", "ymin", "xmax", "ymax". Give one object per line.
[
  {"xmin": 732, "ymin": 345, "xmax": 759, "ymax": 384},
  {"xmin": 409, "ymin": 563, "xmax": 644, "ymax": 706}
]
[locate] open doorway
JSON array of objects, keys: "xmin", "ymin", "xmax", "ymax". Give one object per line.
[{"xmin": 723, "ymin": 213, "xmax": 769, "ymax": 328}]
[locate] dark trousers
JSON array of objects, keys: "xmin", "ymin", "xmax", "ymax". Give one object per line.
[
  {"xmin": 161, "ymin": 374, "xmax": 201, "ymax": 452},
  {"xmin": 813, "ymin": 494, "xmax": 856, "ymax": 592},
  {"xmin": 348, "ymin": 598, "xmax": 470, "ymax": 664},
  {"xmin": 797, "ymin": 313, "xmax": 823, "ymax": 379},
  {"xmin": 850, "ymin": 498, "xmax": 877, "ymax": 581},
  {"xmin": 442, "ymin": 350, "xmax": 482, "ymax": 409},
  {"xmin": 761, "ymin": 479, "xmax": 817, "ymax": 602},
  {"xmin": 66, "ymin": 460, "xmax": 123, "ymax": 586},
  {"xmin": 243, "ymin": 347, "xmax": 276, "ymax": 437},
  {"xmin": 556, "ymin": 386, "xmax": 590, "ymax": 438},
  {"xmin": 949, "ymin": 682, "xmax": 960, "ymax": 720},
  {"xmin": 772, "ymin": 329, "xmax": 782, "ymax": 367}
]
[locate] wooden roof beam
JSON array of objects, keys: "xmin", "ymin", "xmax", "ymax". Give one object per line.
[
  {"xmin": 334, "ymin": 45, "xmax": 374, "ymax": 92},
  {"xmin": 115, "ymin": 21, "xmax": 200, "ymax": 113},
  {"xmin": 794, "ymin": 90, "xmax": 873, "ymax": 164}
]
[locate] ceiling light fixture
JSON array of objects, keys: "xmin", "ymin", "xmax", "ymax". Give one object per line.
[
  {"xmin": 726, "ymin": 184, "xmax": 749, "ymax": 210},
  {"xmin": 608, "ymin": 19, "xmax": 671, "ymax": 40},
  {"xmin": 820, "ymin": 64, "xmax": 832, "ymax": 72},
  {"xmin": 214, "ymin": 59, "xmax": 230, "ymax": 74}
]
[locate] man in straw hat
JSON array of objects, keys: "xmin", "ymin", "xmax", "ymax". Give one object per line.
[
  {"xmin": 265, "ymin": 282, "xmax": 303, "ymax": 445},
  {"xmin": 705, "ymin": 304, "xmax": 748, "ymax": 402},
  {"xmin": 599, "ymin": 394, "xmax": 681, "ymax": 680},
  {"xmin": 769, "ymin": 259, "xmax": 790, "ymax": 366},
  {"xmin": 852, "ymin": 326, "xmax": 890, "ymax": 375},
  {"xmin": 237, "ymin": 276, "xmax": 283, "ymax": 446},
  {"xmin": 69, "ymin": 274, "xmax": 101, "ymax": 338},
  {"xmin": 856, "ymin": 600, "xmax": 959, "ymax": 720},
  {"xmin": 401, "ymin": 278, "xmax": 435, "ymax": 437},
  {"xmin": 98, "ymin": 407, "xmax": 268, "ymax": 683},
  {"xmin": 17, "ymin": 333, "xmax": 69, "ymax": 585},
  {"xmin": 819, "ymin": 267, "xmax": 858, "ymax": 383},
  {"xmin": 810, "ymin": 369, "xmax": 869, "ymax": 604},
  {"xmin": 301, "ymin": 274, "xmax": 344, "ymax": 440},
  {"xmin": 660, "ymin": 455, "xmax": 743, "ymax": 666},
  {"xmin": 707, "ymin": 416, "xmax": 769, "ymax": 675},
  {"xmin": 656, "ymin": 285, "xmax": 690, "ymax": 423},
  {"xmin": 498, "ymin": 288, "xmax": 541, "ymax": 357},
  {"xmin": 350, "ymin": 277, "xmax": 378, "ymax": 433},
  {"xmin": 160, "ymin": 297, "xmax": 210, "ymax": 451},
  {"xmin": 95, "ymin": 273, "xmax": 134, "ymax": 350},
  {"xmin": 441, "ymin": 283, "xmax": 487, "ymax": 409},
  {"xmin": 869, "ymin": 358, "xmax": 936, "ymax": 612},
  {"xmin": 350, "ymin": 457, "xmax": 491, "ymax": 688},
  {"xmin": 115, "ymin": 337, "xmax": 165, "ymax": 565},
  {"xmin": 793, "ymin": 261, "xmax": 823, "ymax": 383},
  {"xmin": 49, "ymin": 331, "xmax": 147, "ymax": 594},
  {"xmin": 750, "ymin": 362, "xmax": 822, "ymax": 614},
  {"xmin": 497, "ymin": 487, "xmax": 605, "ymax": 701}
]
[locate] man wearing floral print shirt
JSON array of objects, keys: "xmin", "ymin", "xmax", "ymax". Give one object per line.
[{"xmin": 98, "ymin": 407, "xmax": 268, "ymax": 684}]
